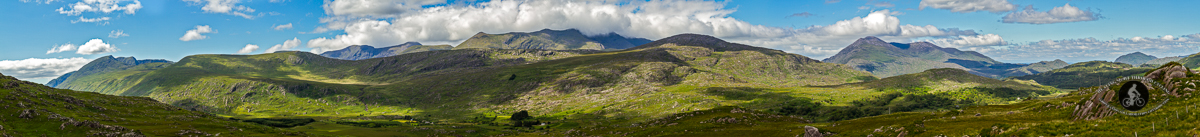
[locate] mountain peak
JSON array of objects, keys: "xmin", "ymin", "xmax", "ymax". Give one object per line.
[{"xmin": 1116, "ymin": 51, "xmax": 1158, "ymax": 65}]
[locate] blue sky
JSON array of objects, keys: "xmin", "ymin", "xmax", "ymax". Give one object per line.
[{"xmin": 4, "ymin": 0, "xmax": 1200, "ymax": 83}]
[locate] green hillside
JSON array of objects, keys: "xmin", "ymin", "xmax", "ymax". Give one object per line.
[
  {"xmin": 58, "ymin": 34, "xmax": 880, "ymax": 129},
  {"xmin": 1008, "ymin": 61, "xmax": 1153, "ymax": 89},
  {"xmin": 47, "ymin": 56, "xmax": 173, "ymax": 94},
  {"xmin": 0, "ymin": 73, "xmax": 301, "ymax": 136},
  {"xmin": 48, "ymin": 34, "xmax": 1071, "ymax": 136},
  {"xmin": 1179, "ymin": 53, "xmax": 1200, "ymax": 69}
]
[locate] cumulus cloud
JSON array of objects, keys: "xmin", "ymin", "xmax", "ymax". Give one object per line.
[
  {"xmin": 1002, "ymin": 4, "xmax": 1101, "ymax": 24},
  {"xmin": 273, "ymin": 23, "xmax": 294, "ymax": 30},
  {"xmin": 55, "ymin": 0, "xmax": 141, "ymax": 23},
  {"xmin": 919, "ymin": 0, "xmax": 1015, "ymax": 13},
  {"xmin": 787, "ymin": 12, "xmax": 815, "ymax": 18},
  {"xmin": 183, "ymin": 0, "xmax": 259, "ymax": 19},
  {"xmin": 76, "ymin": 39, "xmax": 119, "ymax": 55},
  {"xmin": 309, "ymin": 0, "xmax": 976, "ymax": 58},
  {"xmin": 0, "ymin": 57, "xmax": 91, "ymax": 80},
  {"xmin": 46, "ymin": 43, "xmax": 77, "ymax": 54},
  {"xmin": 264, "ymin": 38, "xmax": 301, "ymax": 53},
  {"xmin": 108, "ymin": 30, "xmax": 129, "ymax": 38},
  {"xmin": 179, "ymin": 25, "xmax": 216, "ymax": 41},
  {"xmin": 237, "ymin": 44, "xmax": 259, "ymax": 54},
  {"xmin": 922, "ymin": 34, "xmax": 1006, "ymax": 48},
  {"xmin": 44, "ymin": 39, "xmax": 119, "ymax": 55},
  {"xmin": 978, "ymin": 34, "xmax": 1200, "ymax": 62}
]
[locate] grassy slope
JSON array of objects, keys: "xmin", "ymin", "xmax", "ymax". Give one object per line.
[
  {"xmin": 56, "ymin": 62, "xmax": 170, "ymax": 95},
  {"xmin": 817, "ymin": 63, "xmax": 1200, "ymax": 137},
  {"xmin": 1179, "ymin": 53, "xmax": 1200, "ymax": 69},
  {"xmin": 0, "ymin": 73, "xmax": 301, "ymax": 136},
  {"xmin": 522, "ymin": 63, "xmax": 1198, "ymax": 137},
  {"xmin": 1009, "ymin": 61, "xmax": 1153, "ymax": 89}
]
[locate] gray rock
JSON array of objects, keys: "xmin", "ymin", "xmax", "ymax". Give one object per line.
[{"xmin": 804, "ymin": 126, "xmax": 823, "ymax": 137}]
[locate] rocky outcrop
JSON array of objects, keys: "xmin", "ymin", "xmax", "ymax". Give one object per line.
[
  {"xmin": 1073, "ymin": 87, "xmax": 1116, "ymax": 121},
  {"xmin": 1146, "ymin": 63, "xmax": 1194, "ymax": 96}
]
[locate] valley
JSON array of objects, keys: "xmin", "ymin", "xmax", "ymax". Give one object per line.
[{"xmin": 11, "ymin": 32, "xmax": 1200, "ymax": 136}]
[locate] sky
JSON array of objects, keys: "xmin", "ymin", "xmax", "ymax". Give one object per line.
[{"xmin": 4, "ymin": 0, "xmax": 1200, "ymax": 83}]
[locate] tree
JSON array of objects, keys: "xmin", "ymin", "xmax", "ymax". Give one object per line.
[{"xmin": 510, "ymin": 110, "xmax": 531, "ymax": 127}]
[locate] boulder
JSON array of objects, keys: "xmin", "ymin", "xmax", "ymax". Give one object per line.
[{"xmin": 804, "ymin": 126, "xmax": 823, "ymax": 137}]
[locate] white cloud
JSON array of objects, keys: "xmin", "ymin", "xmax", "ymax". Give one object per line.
[
  {"xmin": 323, "ymin": 0, "xmax": 447, "ymax": 18},
  {"xmin": 76, "ymin": 39, "xmax": 119, "ymax": 55},
  {"xmin": 55, "ymin": 0, "xmax": 141, "ymax": 23},
  {"xmin": 179, "ymin": 25, "xmax": 216, "ymax": 41},
  {"xmin": 108, "ymin": 30, "xmax": 129, "ymax": 38},
  {"xmin": 56, "ymin": 0, "xmax": 142, "ymax": 15},
  {"xmin": 20, "ymin": 0, "xmax": 61, "ymax": 4},
  {"xmin": 269, "ymin": 0, "xmax": 288, "ymax": 3},
  {"xmin": 922, "ymin": 34, "xmax": 1006, "ymax": 48},
  {"xmin": 919, "ymin": 0, "xmax": 1015, "ymax": 13},
  {"xmin": 309, "ymin": 0, "xmax": 977, "ymax": 58},
  {"xmin": 0, "ymin": 57, "xmax": 91, "ymax": 80},
  {"xmin": 273, "ymin": 23, "xmax": 294, "ymax": 30},
  {"xmin": 237, "ymin": 44, "xmax": 259, "ymax": 54},
  {"xmin": 46, "ymin": 43, "xmax": 77, "ymax": 54},
  {"xmin": 72, "ymin": 16, "xmax": 112, "ymax": 24},
  {"xmin": 1002, "ymin": 4, "xmax": 1101, "ymax": 24},
  {"xmin": 264, "ymin": 38, "xmax": 301, "ymax": 53},
  {"xmin": 183, "ymin": 0, "xmax": 259, "ymax": 19},
  {"xmin": 979, "ymin": 34, "xmax": 1200, "ymax": 62}
]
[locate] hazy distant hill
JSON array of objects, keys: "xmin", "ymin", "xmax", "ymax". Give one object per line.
[
  {"xmin": 1114, "ymin": 52, "xmax": 1157, "ymax": 65},
  {"xmin": 46, "ymin": 56, "xmax": 172, "ymax": 90},
  {"xmin": 1008, "ymin": 61, "xmax": 1152, "ymax": 89},
  {"xmin": 454, "ymin": 29, "xmax": 651, "ymax": 50},
  {"xmin": 318, "ymin": 42, "xmax": 453, "ymax": 60},
  {"xmin": 1143, "ymin": 56, "xmax": 1184, "ymax": 66},
  {"xmin": 822, "ymin": 36, "xmax": 1065, "ymax": 78}
]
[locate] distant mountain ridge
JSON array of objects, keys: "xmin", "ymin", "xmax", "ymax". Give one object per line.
[
  {"xmin": 46, "ymin": 55, "xmax": 172, "ymax": 88},
  {"xmin": 318, "ymin": 42, "xmax": 453, "ymax": 60},
  {"xmin": 454, "ymin": 29, "xmax": 651, "ymax": 50},
  {"xmin": 822, "ymin": 36, "xmax": 1066, "ymax": 78}
]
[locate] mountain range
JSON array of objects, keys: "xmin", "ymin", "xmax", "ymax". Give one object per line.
[
  {"xmin": 45, "ymin": 56, "xmax": 173, "ymax": 89},
  {"xmin": 318, "ymin": 42, "xmax": 453, "ymax": 60},
  {"xmin": 454, "ymin": 29, "xmax": 651, "ymax": 50},
  {"xmin": 822, "ymin": 36, "xmax": 1068, "ymax": 78}
]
